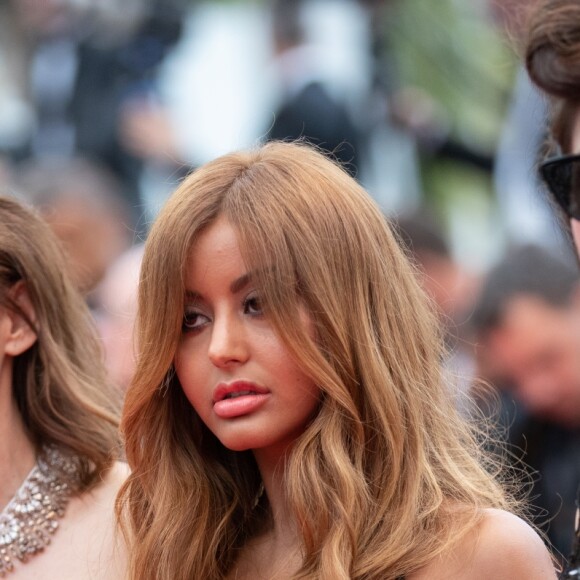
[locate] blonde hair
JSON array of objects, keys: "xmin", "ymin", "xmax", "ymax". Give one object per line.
[
  {"xmin": 119, "ymin": 142, "xmax": 512, "ymax": 579},
  {"xmin": 0, "ymin": 196, "xmax": 120, "ymax": 487}
]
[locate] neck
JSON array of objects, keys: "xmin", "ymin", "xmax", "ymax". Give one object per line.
[
  {"xmin": 0, "ymin": 362, "xmax": 36, "ymax": 511},
  {"xmin": 253, "ymin": 447, "xmax": 297, "ymax": 544}
]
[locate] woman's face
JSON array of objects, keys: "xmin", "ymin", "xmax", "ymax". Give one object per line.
[
  {"xmin": 570, "ymin": 110, "xmax": 580, "ymax": 252},
  {"xmin": 174, "ymin": 216, "xmax": 320, "ymax": 458}
]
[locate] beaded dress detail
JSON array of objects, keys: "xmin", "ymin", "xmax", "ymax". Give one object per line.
[{"xmin": 0, "ymin": 445, "xmax": 82, "ymax": 576}]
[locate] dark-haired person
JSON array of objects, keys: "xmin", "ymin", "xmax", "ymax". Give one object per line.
[
  {"xmin": 525, "ymin": 1, "xmax": 580, "ymax": 575},
  {"xmin": 0, "ymin": 196, "xmax": 127, "ymax": 578},
  {"xmin": 526, "ymin": 0, "xmax": 580, "ymax": 250}
]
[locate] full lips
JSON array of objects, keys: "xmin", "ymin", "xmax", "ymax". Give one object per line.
[{"xmin": 213, "ymin": 393, "xmax": 271, "ymax": 418}]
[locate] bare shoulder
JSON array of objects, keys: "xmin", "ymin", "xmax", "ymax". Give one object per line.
[
  {"xmin": 63, "ymin": 461, "xmax": 130, "ymax": 578},
  {"xmin": 410, "ymin": 509, "xmax": 557, "ymax": 580},
  {"xmin": 72, "ymin": 460, "xmax": 130, "ymax": 520},
  {"xmin": 91, "ymin": 460, "xmax": 131, "ymax": 501},
  {"xmin": 471, "ymin": 509, "xmax": 557, "ymax": 578},
  {"xmin": 66, "ymin": 460, "xmax": 129, "ymax": 520}
]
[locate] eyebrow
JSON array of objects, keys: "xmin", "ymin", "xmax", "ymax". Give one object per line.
[
  {"xmin": 184, "ymin": 272, "xmax": 253, "ymax": 301},
  {"xmin": 230, "ymin": 272, "xmax": 252, "ymax": 294}
]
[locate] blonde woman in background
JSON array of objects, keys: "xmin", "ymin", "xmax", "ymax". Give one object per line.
[
  {"xmin": 0, "ymin": 196, "xmax": 127, "ymax": 579},
  {"xmin": 118, "ymin": 142, "xmax": 556, "ymax": 579}
]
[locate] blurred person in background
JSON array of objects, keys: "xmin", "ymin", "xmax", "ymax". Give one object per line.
[
  {"xmin": 366, "ymin": 0, "xmax": 516, "ymax": 268},
  {"xmin": 526, "ymin": 0, "xmax": 580, "ymax": 255},
  {"xmin": 525, "ymin": 0, "xmax": 580, "ymax": 575},
  {"xmin": 266, "ymin": 0, "xmax": 362, "ymax": 175},
  {"xmin": 393, "ymin": 209, "xmax": 481, "ymax": 407},
  {"xmin": 93, "ymin": 244, "xmax": 144, "ymax": 392},
  {"xmin": 0, "ymin": 195, "xmax": 126, "ymax": 578},
  {"xmin": 124, "ymin": 0, "xmax": 374, "ymax": 219},
  {"xmin": 0, "ymin": 0, "xmax": 185, "ymax": 215},
  {"xmin": 491, "ymin": 0, "xmax": 572, "ymax": 256},
  {"xmin": 472, "ymin": 245, "xmax": 580, "ymax": 565},
  {"xmin": 13, "ymin": 157, "xmax": 132, "ymax": 298},
  {"xmin": 394, "ymin": 208, "xmax": 480, "ymax": 337}
]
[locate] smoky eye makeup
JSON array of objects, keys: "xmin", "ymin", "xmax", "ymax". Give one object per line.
[
  {"xmin": 182, "ymin": 313, "xmax": 205, "ymax": 333},
  {"xmin": 242, "ymin": 291, "xmax": 264, "ymax": 317},
  {"xmin": 182, "ymin": 300, "xmax": 210, "ymax": 333}
]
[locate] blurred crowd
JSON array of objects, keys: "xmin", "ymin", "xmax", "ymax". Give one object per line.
[{"xmin": 0, "ymin": 0, "xmax": 578, "ymax": 567}]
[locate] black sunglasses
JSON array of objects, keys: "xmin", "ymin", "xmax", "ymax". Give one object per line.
[{"xmin": 539, "ymin": 153, "xmax": 580, "ymax": 220}]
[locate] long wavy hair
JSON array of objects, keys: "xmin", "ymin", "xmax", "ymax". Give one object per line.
[
  {"xmin": 0, "ymin": 196, "xmax": 120, "ymax": 487},
  {"xmin": 119, "ymin": 142, "xmax": 513, "ymax": 579},
  {"xmin": 524, "ymin": 0, "xmax": 580, "ymax": 153}
]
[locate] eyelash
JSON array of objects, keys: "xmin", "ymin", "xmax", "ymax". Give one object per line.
[
  {"xmin": 243, "ymin": 293, "xmax": 263, "ymax": 316},
  {"xmin": 181, "ymin": 293, "xmax": 263, "ymax": 333},
  {"xmin": 182, "ymin": 309, "xmax": 209, "ymax": 333}
]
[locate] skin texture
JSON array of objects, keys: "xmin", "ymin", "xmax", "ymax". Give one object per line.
[
  {"xmin": 409, "ymin": 509, "xmax": 557, "ymax": 580},
  {"xmin": 174, "ymin": 215, "xmax": 320, "ymax": 461},
  {"xmin": 10, "ymin": 463, "xmax": 129, "ymax": 580}
]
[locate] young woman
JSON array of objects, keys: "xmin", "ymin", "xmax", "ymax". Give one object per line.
[
  {"xmin": 118, "ymin": 142, "xmax": 556, "ymax": 579},
  {"xmin": 525, "ymin": 1, "xmax": 580, "ymax": 576},
  {"xmin": 0, "ymin": 196, "xmax": 127, "ymax": 578}
]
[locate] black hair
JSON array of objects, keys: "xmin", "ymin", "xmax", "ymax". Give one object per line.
[
  {"xmin": 392, "ymin": 208, "xmax": 450, "ymax": 262},
  {"xmin": 472, "ymin": 244, "xmax": 579, "ymax": 332}
]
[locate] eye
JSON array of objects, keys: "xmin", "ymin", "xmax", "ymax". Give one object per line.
[
  {"xmin": 243, "ymin": 292, "xmax": 263, "ymax": 316},
  {"xmin": 182, "ymin": 309, "xmax": 210, "ymax": 332}
]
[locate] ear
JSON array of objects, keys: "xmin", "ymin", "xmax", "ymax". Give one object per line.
[{"xmin": 3, "ymin": 281, "xmax": 37, "ymax": 357}]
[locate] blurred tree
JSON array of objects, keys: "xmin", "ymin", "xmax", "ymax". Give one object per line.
[
  {"xmin": 388, "ymin": 0, "xmax": 515, "ymax": 158},
  {"xmin": 373, "ymin": 0, "xmax": 519, "ymax": 266}
]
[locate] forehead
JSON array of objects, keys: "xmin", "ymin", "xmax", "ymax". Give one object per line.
[
  {"xmin": 481, "ymin": 296, "xmax": 573, "ymax": 382},
  {"xmin": 487, "ymin": 295, "xmax": 574, "ymax": 358},
  {"xmin": 192, "ymin": 216, "xmax": 240, "ymax": 258},
  {"xmin": 184, "ymin": 217, "xmax": 246, "ymax": 287},
  {"xmin": 498, "ymin": 294, "xmax": 569, "ymax": 331}
]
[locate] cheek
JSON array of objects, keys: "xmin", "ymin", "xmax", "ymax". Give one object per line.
[
  {"xmin": 558, "ymin": 343, "xmax": 580, "ymax": 381},
  {"xmin": 174, "ymin": 350, "xmax": 205, "ymax": 411}
]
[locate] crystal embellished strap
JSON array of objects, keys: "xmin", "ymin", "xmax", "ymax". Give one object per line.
[
  {"xmin": 0, "ymin": 462, "xmax": 38, "ymax": 521},
  {"xmin": 0, "ymin": 445, "xmax": 82, "ymax": 577}
]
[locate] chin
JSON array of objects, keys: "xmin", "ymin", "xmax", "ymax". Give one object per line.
[
  {"xmin": 214, "ymin": 430, "xmax": 263, "ymax": 452},
  {"xmin": 219, "ymin": 438, "xmax": 254, "ymax": 452}
]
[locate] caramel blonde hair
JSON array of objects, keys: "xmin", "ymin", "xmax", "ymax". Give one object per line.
[
  {"xmin": 0, "ymin": 196, "xmax": 120, "ymax": 487},
  {"xmin": 119, "ymin": 142, "xmax": 512, "ymax": 579}
]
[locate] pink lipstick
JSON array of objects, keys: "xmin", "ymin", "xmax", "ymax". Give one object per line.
[{"xmin": 212, "ymin": 380, "xmax": 270, "ymax": 418}]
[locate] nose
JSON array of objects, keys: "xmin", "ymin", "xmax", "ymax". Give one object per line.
[{"xmin": 208, "ymin": 313, "xmax": 249, "ymax": 368}]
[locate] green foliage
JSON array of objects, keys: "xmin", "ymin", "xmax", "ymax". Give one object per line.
[{"xmin": 388, "ymin": 0, "xmax": 517, "ymax": 152}]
